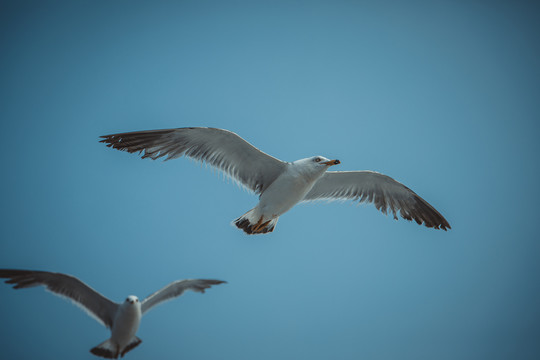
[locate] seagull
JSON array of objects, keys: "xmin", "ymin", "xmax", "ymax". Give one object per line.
[
  {"xmin": 0, "ymin": 269, "xmax": 226, "ymax": 359},
  {"xmin": 100, "ymin": 127, "xmax": 450, "ymax": 234}
]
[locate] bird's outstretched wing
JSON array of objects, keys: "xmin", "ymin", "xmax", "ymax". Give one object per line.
[
  {"xmin": 100, "ymin": 127, "xmax": 288, "ymax": 195},
  {"xmin": 0, "ymin": 269, "xmax": 119, "ymax": 328},
  {"xmin": 304, "ymin": 171, "xmax": 451, "ymax": 230},
  {"xmin": 141, "ymin": 279, "xmax": 226, "ymax": 315}
]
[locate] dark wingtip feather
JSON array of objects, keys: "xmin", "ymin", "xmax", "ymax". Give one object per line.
[
  {"xmin": 204, "ymin": 279, "xmax": 227, "ymax": 285},
  {"xmin": 90, "ymin": 347, "xmax": 117, "ymax": 359},
  {"xmin": 0, "ymin": 269, "xmax": 42, "ymax": 289},
  {"xmin": 407, "ymin": 195, "xmax": 451, "ymax": 231},
  {"xmin": 120, "ymin": 337, "xmax": 142, "ymax": 358}
]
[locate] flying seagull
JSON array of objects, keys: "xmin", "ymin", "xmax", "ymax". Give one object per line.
[
  {"xmin": 100, "ymin": 127, "xmax": 450, "ymax": 234},
  {"xmin": 0, "ymin": 269, "xmax": 226, "ymax": 359}
]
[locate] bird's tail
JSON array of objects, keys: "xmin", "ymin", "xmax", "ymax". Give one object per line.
[
  {"xmin": 90, "ymin": 337, "xmax": 142, "ymax": 359},
  {"xmin": 233, "ymin": 209, "xmax": 278, "ymax": 234}
]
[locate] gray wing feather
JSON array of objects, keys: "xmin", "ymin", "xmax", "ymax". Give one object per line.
[
  {"xmin": 100, "ymin": 127, "xmax": 287, "ymax": 195},
  {"xmin": 141, "ymin": 279, "xmax": 226, "ymax": 315},
  {"xmin": 0, "ymin": 269, "xmax": 119, "ymax": 328},
  {"xmin": 304, "ymin": 171, "xmax": 451, "ymax": 230}
]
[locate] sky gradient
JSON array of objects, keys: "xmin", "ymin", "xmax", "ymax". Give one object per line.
[{"xmin": 1, "ymin": 1, "xmax": 539, "ymax": 359}]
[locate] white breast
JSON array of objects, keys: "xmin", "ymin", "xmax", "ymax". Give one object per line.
[
  {"xmin": 111, "ymin": 302, "xmax": 142, "ymax": 349},
  {"xmin": 257, "ymin": 163, "xmax": 325, "ymax": 217}
]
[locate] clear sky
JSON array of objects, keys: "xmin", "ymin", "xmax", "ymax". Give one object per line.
[{"xmin": 1, "ymin": 1, "xmax": 539, "ymax": 359}]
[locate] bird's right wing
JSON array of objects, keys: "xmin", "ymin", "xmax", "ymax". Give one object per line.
[
  {"xmin": 141, "ymin": 279, "xmax": 226, "ymax": 315},
  {"xmin": 0, "ymin": 269, "xmax": 119, "ymax": 328},
  {"xmin": 304, "ymin": 171, "xmax": 450, "ymax": 230},
  {"xmin": 100, "ymin": 127, "xmax": 288, "ymax": 195}
]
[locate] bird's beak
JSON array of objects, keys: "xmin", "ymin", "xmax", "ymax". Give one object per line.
[{"xmin": 322, "ymin": 159, "xmax": 340, "ymax": 166}]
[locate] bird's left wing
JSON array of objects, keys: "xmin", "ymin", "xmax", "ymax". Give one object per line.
[
  {"xmin": 141, "ymin": 279, "xmax": 226, "ymax": 315},
  {"xmin": 303, "ymin": 171, "xmax": 451, "ymax": 230},
  {"xmin": 100, "ymin": 127, "xmax": 288, "ymax": 195},
  {"xmin": 0, "ymin": 269, "xmax": 119, "ymax": 328}
]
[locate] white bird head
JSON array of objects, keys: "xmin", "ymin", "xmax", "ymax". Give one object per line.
[
  {"xmin": 294, "ymin": 156, "xmax": 340, "ymax": 169},
  {"xmin": 125, "ymin": 295, "xmax": 139, "ymax": 305},
  {"xmin": 291, "ymin": 156, "xmax": 341, "ymax": 179}
]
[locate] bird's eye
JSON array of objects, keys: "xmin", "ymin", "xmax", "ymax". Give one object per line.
[
  {"xmin": 314, "ymin": 158, "xmax": 321, "ymax": 162},
  {"xmin": 135, "ymin": 299, "xmax": 139, "ymax": 302},
  {"xmin": 126, "ymin": 298, "xmax": 130, "ymax": 302}
]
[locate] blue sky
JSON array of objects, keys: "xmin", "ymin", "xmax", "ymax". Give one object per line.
[{"xmin": 1, "ymin": 1, "xmax": 539, "ymax": 359}]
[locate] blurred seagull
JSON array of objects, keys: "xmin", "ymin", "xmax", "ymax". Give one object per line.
[
  {"xmin": 0, "ymin": 269, "xmax": 226, "ymax": 359},
  {"xmin": 100, "ymin": 127, "xmax": 450, "ymax": 234}
]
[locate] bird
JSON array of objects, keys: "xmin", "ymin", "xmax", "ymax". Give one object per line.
[
  {"xmin": 0, "ymin": 269, "xmax": 226, "ymax": 359},
  {"xmin": 100, "ymin": 127, "xmax": 450, "ymax": 234}
]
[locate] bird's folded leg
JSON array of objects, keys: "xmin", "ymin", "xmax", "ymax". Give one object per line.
[
  {"xmin": 258, "ymin": 220, "xmax": 272, "ymax": 232},
  {"xmin": 251, "ymin": 217, "xmax": 264, "ymax": 232},
  {"xmin": 252, "ymin": 217, "xmax": 273, "ymax": 233}
]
